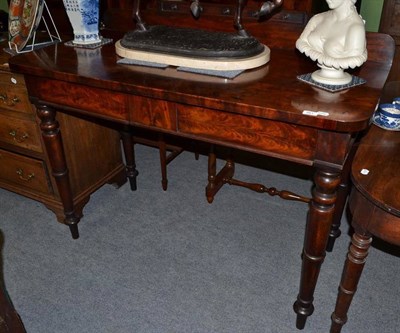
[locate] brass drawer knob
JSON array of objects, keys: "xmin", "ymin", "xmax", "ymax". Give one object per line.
[
  {"xmin": 16, "ymin": 168, "xmax": 35, "ymax": 182},
  {"xmin": 0, "ymin": 93, "xmax": 20, "ymax": 106},
  {"xmin": 9, "ymin": 130, "xmax": 29, "ymax": 143}
]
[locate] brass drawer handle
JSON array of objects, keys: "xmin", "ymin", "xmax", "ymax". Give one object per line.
[
  {"xmin": 9, "ymin": 130, "xmax": 29, "ymax": 143},
  {"xmin": 0, "ymin": 93, "xmax": 20, "ymax": 106},
  {"xmin": 16, "ymin": 168, "xmax": 35, "ymax": 182}
]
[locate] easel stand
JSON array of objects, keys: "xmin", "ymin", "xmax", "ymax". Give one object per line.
[{"xmin": 8, "ymin": 0, "xmax": 61, "ymax": 54}]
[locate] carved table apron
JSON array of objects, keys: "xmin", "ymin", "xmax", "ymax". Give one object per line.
[{"xmin": 9, "ymin": 31, "xmax": 394, "ymax": 329}]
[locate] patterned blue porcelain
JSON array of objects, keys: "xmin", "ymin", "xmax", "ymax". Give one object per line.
[
  {"xmin": 63, "ymin": 0, "xmax": 100, "ymax": 44},
  {"xmin": 392, "ymin": 97, "xmax": 400, "ymax": 105},
  {"xmin": 373, "ymin": 103, "xmax": 400, "ymax": 131}
]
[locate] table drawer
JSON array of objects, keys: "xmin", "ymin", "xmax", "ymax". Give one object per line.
[
  {"xmin": 0, "ymin": 113, "xmax": 43, "ymax": 152},
  {"xmin": 131, "ymin": 96, "xmax": 177, "ymax": 130},
  {"xmin": 177, "ymin": 105, "xmax": 317, "ymax": 162},
  {"xmin": 0, "ymin": 149, "xmax": 52, "ymax": 194},
  {"xmin": 0, "ymin": 72, "xmax": 32, "ymax": 115}
]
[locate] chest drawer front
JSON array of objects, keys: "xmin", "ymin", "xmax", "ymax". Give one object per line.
[
  {"xmin": 0, "ymin": 149, "xmax": 51, "ymax": 194},
  {"xmin": 0, "ymin": 114, "xmax": 43, "ymax": 152},
  {"xmin": 0, "ymin": 72, "xmax": 32, "ymax": 115}
]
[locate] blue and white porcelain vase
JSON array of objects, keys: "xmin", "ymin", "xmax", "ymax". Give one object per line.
[{"xmin": 62, "ymin": 0, "xmax": 101, "ymax": 44}]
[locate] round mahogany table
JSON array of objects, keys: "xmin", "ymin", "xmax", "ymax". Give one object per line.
[{"xmin": 330, "ymin": 121, "xmax": 400, "ymax": 332}]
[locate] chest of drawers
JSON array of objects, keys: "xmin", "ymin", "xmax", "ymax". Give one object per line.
[{"xmin": 0, "ymin": 48, "xmax": 126, "ymax": 223}]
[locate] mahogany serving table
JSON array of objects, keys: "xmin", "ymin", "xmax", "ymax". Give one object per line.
[{"xmin": 9, "ymin": 23, "xmax": 394, "ymax": 330}]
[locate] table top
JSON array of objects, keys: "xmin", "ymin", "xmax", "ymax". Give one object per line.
[
  {"xmin": 352, "ymin": 123, "xmax": 400, "ymax": 217},
  {"xmin": 8, "ymin": 26, "xmax": 394, "ymax": 134}
]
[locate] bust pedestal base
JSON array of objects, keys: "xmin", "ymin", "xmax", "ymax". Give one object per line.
[{"xmin": 311, "ymin": 65, "xmax": 352, "ymax": 85}]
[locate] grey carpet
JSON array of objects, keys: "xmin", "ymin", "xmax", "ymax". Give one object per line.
[{"xmin": 0, "ymin": 144, "xmax": 399, "ymax": 333}]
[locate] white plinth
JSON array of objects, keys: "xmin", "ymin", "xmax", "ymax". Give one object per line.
[
  {"xmin": 115, "ymin": 40, "xmax": 270, "ymax": 71},
  {"xmin": 311, "ymin": 66, "xmax": 352, "ymax": 85}
]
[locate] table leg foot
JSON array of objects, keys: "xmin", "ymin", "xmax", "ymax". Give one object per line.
[
  {"xmin": 127, "ymin": 170, "xmax": 139, "ymax": 191},
  {"xmin": 330, "ymin": 312, "xmax": 346, "ymax": 333},
  {"xmin": 65, "ymin": 210, "xmax": 80, "ymax": 239},
  {"xmin": 293, "ymin": 297, "xmax": 314, "ymax": 329},
  {"xmin": 68, "ymin": 223, "xmax": 79, "ymax": 239}
]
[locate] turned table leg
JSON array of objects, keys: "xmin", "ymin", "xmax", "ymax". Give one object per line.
[
  {"xmin": 294, "ymin": 167, "xmax": 341, "ymax": 329},
  {"xmin": 206, "ymin": 146, "xmax": 217, "ymax": 203},
  {"xmin": 36, "ymin": 104, "xmax": 80, "ymax": 239},
  {"xmin": 326, "ymin": 141, "xmax": 357, "ymax": 252},
  {"xmin": 120, "ymin": 127, "xmax": 138, "ymax": 191},
  {"xmin": 158, "ymin": 133, "xmax": 168, "ymax": 191},
  {"xmin": 330, "ymin": 231, "xmax": 372, "ymax": 333},
  {"xmin": 326, "ymin": 171, "xmax": 348, "ymax": 252},
  {"xmin": 205, "ymin": 146, "xmax": 234, "ymax": 204}
]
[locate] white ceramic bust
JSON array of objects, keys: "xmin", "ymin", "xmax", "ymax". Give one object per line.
[{"xmin": 296, "ymin": 0, "xmax": 367, "ymax": 85}]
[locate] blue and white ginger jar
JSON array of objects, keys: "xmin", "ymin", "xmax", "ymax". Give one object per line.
[{"xmin": 62, "ymin": 0, "xmax": 101, "ymax": 44}]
